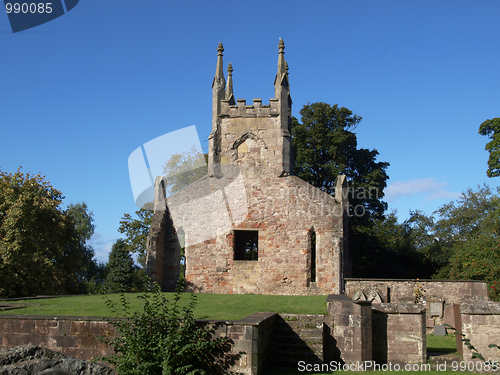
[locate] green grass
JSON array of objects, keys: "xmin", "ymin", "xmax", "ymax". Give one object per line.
[
  {"xmin": 427, "ymin": 334, "xmax": 458, "ymax": 355},
  {"xmin": 0, "ymin": 293, "xmax": 327, "ymax": 320}
]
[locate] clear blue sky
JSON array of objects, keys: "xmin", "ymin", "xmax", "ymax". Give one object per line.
[{"xmin": 1, "ymin": 1, "xmax": 499, "ymax": 263}]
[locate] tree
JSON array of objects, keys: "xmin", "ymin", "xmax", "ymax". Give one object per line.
[
  {"xmin": 449, "ymin": 232, "xmax": 500, "ymax": 301},
  {"xmin": 105, "ymin": 238, "xmax": 136, "ymax": 293},
  {"xmin": 292, "ymin": 102, "xmax": 389, "ymax": 222},
  {"xmin": 479, "ymin": 117, "xmax": 500, "ymax": 177},
  {"xmin": 118, "ymin": 207, "xmax": 153, "ymax": 267},
  {"xmin": 0, "ymin": 168, "xmax": 101, "ymax": 297},
  {"xmin": 431, "ymin": 186, "xmax": 500, "ymax": 298},
  {"xmin": 351, "ymin": 211, "xmax": 433, "ymax": 278},
  {"xmin": 66, "ymin": 202, "xmax": 106, "ymax": 292},
  {"xmin": 292, "ymin": 102, "xmax": 390, "ymax": 277},
  {"xmin": 162, "ymin": 146, "xmax": 207, "ymax": 195}
]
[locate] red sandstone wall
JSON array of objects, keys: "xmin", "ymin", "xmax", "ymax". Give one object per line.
[
  {"xmin": 183, "ymin": 176, "xmax": 344, "ymax": 295},
  {"xmin": 0, "ymin": 315, "xmax": 115, "ymax": 362},
  {"xmin": 345, "ymin": 279, "xmax": 488, "ymax": 304}
]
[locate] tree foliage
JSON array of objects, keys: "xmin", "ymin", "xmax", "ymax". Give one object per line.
[
  {"xmin": 431, "ymin": 186, "xmax": 500, "ymax": 299},
  {"xmin": 292, "ymin": 102, "xmax": 391, "ymax": 277},
  {"xmin": 118, "ymin": 207, "xmax": 153, "ymax": 267},
  {"xmin": 351, "ymin": 211, "xmax": 434, "ymax": 278},
  {"xmin": 99, "ymin": 280, "xmax": 237, "ymax": 375},
  {"xmin": 479, "ymin": 117, "xmax": 500, "ymax": 177},
  {"xmin": 66, "ymin": 202, "xmax": 106, "ymax": 291},
  {"xmin": 292, "ymin": 102, "xmax": 389, "ymax": 221},
  {"xmin": 0, "ymin": 169, "xmax": 102, "ymax": 297},
  {"xmin": 105, "ymin": 238, "xmax": 137, "ymax": 293},
  {"xmin": 163, "ymin": 147, "xmax": 207, "ymax": 195}
]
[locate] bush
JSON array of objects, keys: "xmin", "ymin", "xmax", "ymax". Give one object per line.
[{"xmin": 98, "ymin": 280, "xmax": 238, "ymax": 374}]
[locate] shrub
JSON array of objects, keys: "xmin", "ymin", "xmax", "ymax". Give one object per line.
[{"xmin": 98, "ymin": 280, "xmax": 238, "ymax": 374}]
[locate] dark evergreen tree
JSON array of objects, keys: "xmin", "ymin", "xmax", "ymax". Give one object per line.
[
  {"xmin": 292, "ymin": 102, "xmax": 391, "ymax": 277},
  {"xmin": 105, "ymin": 238, "xmax": 136, "ymax": 293}
]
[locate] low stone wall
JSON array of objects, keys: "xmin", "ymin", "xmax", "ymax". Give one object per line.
[
  {"xmin": 372, "ymin": 304, "xmax": 426, "ymax": 364},
  {"xmin": 326, "ymin": 294, "xmax": 372, "ymax": 364},
  {"xmin": 223, "ymin": 311, "xmax": 276, "ymax": 374},
  {"xmin": 345, "ymin": 278, "xmax": 488, "ymax": 305},
  {"xmin": 460, "ymin": 301, "xmax": 500, "ymax": 363},
  {"xmin": 0, "ymin": 312, "xmax": 277, "ymax": 375},
  {"xmin": 0, "ymin": 315, "xmax": 115, "ymax": 362}
]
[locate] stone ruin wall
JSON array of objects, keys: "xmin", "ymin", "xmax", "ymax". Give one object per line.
[
  {"xmin": 460, "ymin": 301, "xmax": 500, "ymax": 363},
  {"xmin": 345, "ymin": 278, "xmax": 488, "ymax": 306},
  {"xmin": 183, "ymin": 175, "xmax": 346, "ymax": 295},
  {"xmin": 345, "ymin": 278, "xmax": 489, "ymax": 332}
]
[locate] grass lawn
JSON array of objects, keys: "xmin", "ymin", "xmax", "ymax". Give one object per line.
[
  {"xmin": 0, "ymin": 292, "xmax": 327, "ymax": 320},
  {"xmin": 427, "ymin": 333, "xmax": 458, "ymax": 354}
]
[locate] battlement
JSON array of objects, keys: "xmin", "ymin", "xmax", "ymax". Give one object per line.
[
  {"xmin": 220, "ymin": 98, "xmax": 280, "ymax": 118},
  {"xmin": 209, "ymin": 40, "xmax": 293, "ymax": 178}
]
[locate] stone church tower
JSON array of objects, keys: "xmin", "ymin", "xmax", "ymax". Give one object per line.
[
  {"xmin": 146, "ymin": 40, "xmax": 350, "ymax": 295},
  {"xmin": 208, "ymin": 39, "xmax": 293, "ymax": 180}
]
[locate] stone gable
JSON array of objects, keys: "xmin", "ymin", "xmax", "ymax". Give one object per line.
[{"xmin": 146, "ymin": 40, "xmax": 349, "ymax": 295}]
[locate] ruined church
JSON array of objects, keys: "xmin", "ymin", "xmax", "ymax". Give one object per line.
[{"xmin": 146, "ymin": 40, "xmax": 350, "ymax": 295}]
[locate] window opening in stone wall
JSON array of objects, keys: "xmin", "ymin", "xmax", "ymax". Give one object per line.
[
  {"xmin": 233, "ymin": 230, "xmax": 258, "ymax": 260},
  {"xmin": 177, "ymin": 227, "xmax": 186, "ymax": 281},
  {"xmin": 311, "ymin": 230, "xmax": 316, "ymax": 283}
]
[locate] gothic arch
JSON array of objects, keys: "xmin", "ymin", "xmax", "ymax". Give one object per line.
[{"xmin": 231, "ymin": 132, "xmax": 267, "ymax": 151}]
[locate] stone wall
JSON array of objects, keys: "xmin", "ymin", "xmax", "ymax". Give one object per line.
[
  {"xmin": 326, "ymin": 295, "xmax": 372, "ymax": 364},
  {"xmin": 150, "ymin": 173, "xmax": 348, "ymax": 296},
  {"xmin": 345, "ymin": 278, "xmax": 488, "ymax": 305},
  {"xmin": 222, "ymin": 312, "xmax": 277, "ymax": 374},
  {"xmin": 0, "ymin": 315, "xmax": 115, "ymax": 362},
  {"xmin": 181, "ymin": 176, "xmax": 346, "ymax": 295},
  {"xmin": 460, "ymin": 301, "xmax": 500, "ymax": 363},
  {"xmin": 0, "ymin": 312, "xmax": 277, "ymax": 375},
  {"xmin": 372, "ymin": 304, "xmax": 426, "ymax": 364}
]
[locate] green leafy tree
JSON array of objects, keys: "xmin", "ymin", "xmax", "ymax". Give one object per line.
[
  {"xmin": 449, "ymin": 233, "xmax": 500, "ymax": 301},
  {"xmin": 479, "ymin": 117, "xmax": 500, "ymax": 177},
  {"xmin": 118, "ymin": 207, "xmax": 153, "ymax": 267},
  {"xmin": 163, "ymin": 147, "xmax": 207, "ymax": 195},
  {"xmin": 105, "ymin": 238, "xmax": 137, "ymax": 293},
  {"xmin": 292, "ymin": 102, "xmax": 389, "ymax": 221},
  {"xmin": 99, "ymin": 280, "xmax": 236, "ymax": 374},
  {"xmin": 351, "ymin": 211, "xmax": 433, "ymax": 278},
  {"xmin": 427, "ymin": 185, "xmax": 500, "ymax": 300},
  {"xmin": 0, "ymin": 169, "xmax": 91, "ymax": 297},
  {"xmin": 292, "ymin": 102, "xmax": 390, "ymax": 277},
  {"xmin": 66, "ymin": 202, "xmax": 106, "ymax": 292}
]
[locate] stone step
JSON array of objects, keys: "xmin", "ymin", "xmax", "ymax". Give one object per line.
[
  {"xmin": 275, "ymin": 320, "xmax": 324, "ymax": 331},
  {"xmin": 274, "ymin": 345, "xmax": 323, "ymax": 356},
  {"xmin": 279, "ymin": 313, "xmax": 325, "ymax": 322},
  {"xmin": 273, "ymin": 334, "xmax": 323, "ymax": 346},
  {"xmin": 270, "ymin": 314, "xmax": 326, "ymax": 369}
]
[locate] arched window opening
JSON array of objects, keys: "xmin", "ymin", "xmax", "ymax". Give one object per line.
[
  {"xmin": 310, "ymin": 230, "xmax": 316, "ymax": 283},
  {"xmin": 177, "ymin": 227, "xmax": 186, "ymax": 280}
]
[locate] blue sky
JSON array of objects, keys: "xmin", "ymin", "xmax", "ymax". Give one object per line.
[{"xmin": 1, "ymin": 1, "xmax": 499, "ymax": 263}]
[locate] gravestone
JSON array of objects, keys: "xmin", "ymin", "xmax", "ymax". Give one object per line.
[{"xmin": 434, "ymin": 324, "xmax": 446, "ymax": 337}]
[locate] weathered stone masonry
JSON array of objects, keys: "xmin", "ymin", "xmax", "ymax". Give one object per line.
[{"xmin": 146, "ymin": 40, "xmax": 350, "ymax": 295}]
